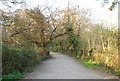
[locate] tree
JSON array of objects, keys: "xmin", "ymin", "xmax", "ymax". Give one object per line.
[
  {"xmin": 109, "ymin": 0, "xmax": 118, "ymax": 11},
  {"xmin": 2, "ymin": 7, "xmax": 67, "ymax": 56}
]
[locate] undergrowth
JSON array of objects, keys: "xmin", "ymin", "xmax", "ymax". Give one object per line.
[
  {"xmin": 2, "ymin": 45, "xmax": 51, "ymax": 81},
  {"xmin": 81, "ymin": 58, "xmax": 120, "ymax": 76}
]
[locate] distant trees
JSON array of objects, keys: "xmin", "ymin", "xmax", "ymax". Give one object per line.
[
  {"xmin": 49, "ymin": 5, "xmax": 119, "ymax": 72},
  {"xmin": 50, "ymin": 6, "xmax": 92, "ymax": 57}
]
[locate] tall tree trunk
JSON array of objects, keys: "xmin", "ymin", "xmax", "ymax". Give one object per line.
[
  {"xmin": 107, "ymin": 37, "xmax": 110, "ymax": 50},
  {"xmin": 101, "ymin": 36, "xmax": 105, "ymax": 51}
]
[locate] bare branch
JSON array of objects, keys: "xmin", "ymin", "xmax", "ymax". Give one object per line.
[{"xmin": 10, "ymin": 28, "xmax": 30, "ymax": 37}]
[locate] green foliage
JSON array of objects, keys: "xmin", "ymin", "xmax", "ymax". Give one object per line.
[
  {"xmin": 82, "ymin": 58, "xmax": 120, "ymax": 76},
  {"xmin": 76, "ymin": 55, "xmax": 80, "ymax": 59},
  {"xmin": 2, "ymin": 44, "xmax": 51, "ymax": 80},
  {"xmin": 66, "ymin": 23, "xmax": 80, "ymax": 50},
  {"xmin": 51, "ymin": 50, "xmax": 60, "ymax": 52},
  {"xmin": 2, "ymin": 70, "xmax": 22, "ymax": 80},
  {"xmin": 109, "ymin": 1, "xmax": 118, "ymax": 11},
  {"xmin": 82, "ymin": 58, "xmax": 102, "ymax": 69},
  {"xmin": 115, "ymin": 72, "xmax": 120, "ymax": 76},
  {"xmin": 2, "ymin": 44, "xmax": 36, "ymax": 75}
]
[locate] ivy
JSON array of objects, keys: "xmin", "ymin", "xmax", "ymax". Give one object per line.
[{"xmin": 66, "ymin": 23, "xmax": 80, "ymax": 50}]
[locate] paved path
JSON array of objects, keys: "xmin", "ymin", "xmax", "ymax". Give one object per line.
[{"xmin": 25, "ymin": 52, "xmax": 118, "ymax": 79}]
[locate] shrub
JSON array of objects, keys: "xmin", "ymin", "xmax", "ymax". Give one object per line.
[{"xmin": 2, "ymin": 45, "xmax": 36, "ymax": 75}]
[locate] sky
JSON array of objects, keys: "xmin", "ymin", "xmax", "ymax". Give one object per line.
[
  {"xmin": 0, "ymin": 0, "xmax": 118, "ymax": 28},
  {"xmin": 25, "ymin": 0, "xmax": 118, "ymax": 28}
]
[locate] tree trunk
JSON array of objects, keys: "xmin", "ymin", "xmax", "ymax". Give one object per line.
[
  {"xmin": 107, "ymin": 38, "xmax": 110, "ymax": 50},
  {"xmin": 42, "ymin": 45, "xmax": 50, "ymax": 56},
  {"xmin": 101, "ymin": 36, "xmax": 105, "ymax": 51}
]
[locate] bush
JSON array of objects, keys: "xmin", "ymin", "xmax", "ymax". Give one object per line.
[{"xmin": 2, "ymin": 45, "xmax": 36, "ymax": 75}]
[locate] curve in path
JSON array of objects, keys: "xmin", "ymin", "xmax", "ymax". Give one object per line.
[{"xmin": 25, "ymin": 52, "xmax": 118, "ymax": 79}]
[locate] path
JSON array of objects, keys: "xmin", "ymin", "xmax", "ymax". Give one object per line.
[{"xmin": 25, "ymin": 52, "xmax": 118, "ymax": 79}]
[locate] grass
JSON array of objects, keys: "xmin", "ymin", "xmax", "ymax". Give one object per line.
[
  {"xmin": 81, "ymin": 58, "xmax": 120, "ymax": 77},
  {"xmin": 82, "ymin": 58, "xmax": 101, "ymax": 69},
  {"xmin": 2, "ymin": 70, "xmax": 22, "ymax": 80}
]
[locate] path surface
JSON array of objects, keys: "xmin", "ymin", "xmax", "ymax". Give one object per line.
[{"xmin": 25, "ymin": 52, "xmax": 118, "ymax": 79}]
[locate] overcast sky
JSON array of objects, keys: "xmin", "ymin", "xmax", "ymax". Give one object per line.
[{"xmin": 0, "ymin": 0, "xmax": 118, "ymax": 28}]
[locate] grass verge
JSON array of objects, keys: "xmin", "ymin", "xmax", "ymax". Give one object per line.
[{"xmin": 81, "ymin": 58, "xmax": 120, "ymax": 77}]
